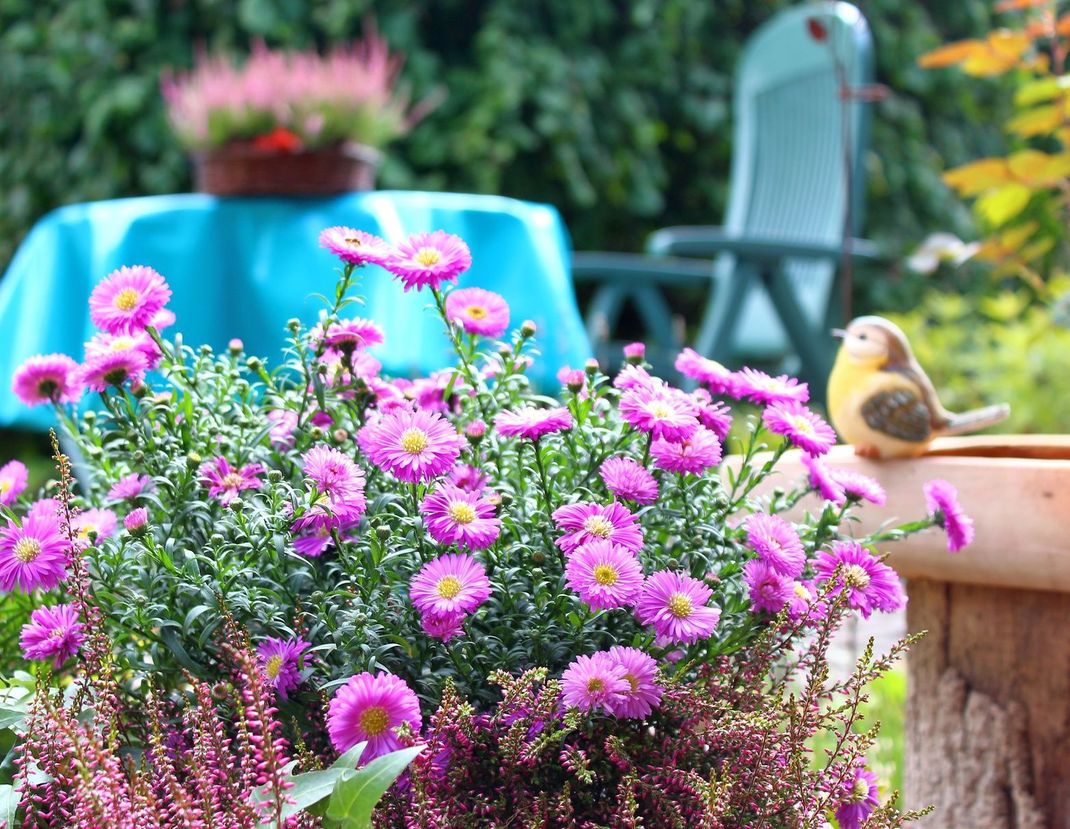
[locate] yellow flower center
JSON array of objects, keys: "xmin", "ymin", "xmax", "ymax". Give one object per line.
[
  {"xmin": 265, "ymin": 654, "xmax": 283, "ymax": 680},
  {"xmin": 465, "ymin": 305, "xmax": 488, "ymax": 320},
  {"xmin": 50, "ymin": 627, "xmax": 66, "ymax": 640},
  {"xmin": 624, "ymin": 673, "xmax": 639, "ymax": 693},
  {"xmin": 344, "ymin": 236, "xmax": 364, "ymax": 246},
  {"xmin": 850, "ymin": 776, "xmax": 870, "ymax": 802},
  {"xmin": 76, "ymin": 524, "xmax": 97, "ymax": 541},
  {"xmin": 586, "ymin": 678, "xmax": 606, "ymax": 694},
  {"xmin": 793, "ymin": 583, "xmax": 810, "ymax": 600},
  {"xmin": 0, "ymin": 481, "xmax": 10, "ymax": 496},
  {"xmin": 13, "ymin": 538, "xmax": 42, "ymax": 563},
  {"xmin": 447, "ymin": 502, "xmax": 476, "ymax": 525},
  {"xmin": 436, "ymin": 575, "xmax": 463, "ymax": 600},
  {"xmin": 790, "ymin": 415, "xmax": 815, "ymax": 435},
  {"xmin": 108, "ymin": 336, "xmax": 137, "ymax": 352},
  {"xmin": 359, "ymin": 705, "xmax": 391, "ymax": 737},
  {"xmin": 648, "ymin": 402, "xmax": 673, "ymax": 420},
  {"xmin": 592, "ymin": 564, "xmax": 619, "ymax": 586},
  {"xmin": 843, "ymin": 564, "xmax": 871, "ymax": 590},
  {"xmin": 414, "ymin": 248, "xmax": 442, "ymax": 267},
  {"xmin": 667, "ymin": 593, "xmax": 693, "ymax": 619},
  {"xmin": 113, "ymin": 288, "xmax": 140, "ymax": 311},
  {"xmin": 400, "ymin": 428, "xmax": 429, "ymax": 455},
  {"xmin": 583, "ymin": 515, "xmax": 613, "ymax": 538},
  {"xmin": 221, "ymin": 472, "xmax": 245, "ymax": 489}
]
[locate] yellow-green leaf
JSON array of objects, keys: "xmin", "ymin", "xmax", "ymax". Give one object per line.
[
  {"xmin": 1014, "ymin": 77, "xmax": 1062, "ymax": 107},
  {"xmin": 975, "ymin": 183, "xmax": 1032, "ymax": 227},
  {"xmin": 1007, "ymin": 105, "xmax": 1061, "ymax": 137},
  {"xmin": 942, "ymin": 158, "xmax": 1011, "ymax": 195}
]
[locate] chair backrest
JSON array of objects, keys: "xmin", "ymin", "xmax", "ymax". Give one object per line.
[{"xmin": 726, "ymin": 2, "xmax": 873, "ymax": 243}]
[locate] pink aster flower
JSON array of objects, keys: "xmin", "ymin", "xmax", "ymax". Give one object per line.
[
  {"xmin": 257, "ymin": 636, "xmax": 310, "ymax": 700},
  {"xmin": 599, "ymin": 457, "xmax": 658, "ymax": 505},
  {"xmin": 421, "ymin": 484, "xmax": 500, "ymax": 551},
  {"xmin": 420, "ymin": 610, "xmax": 466, "ymax": 642},
  {"xmin": 327, "ymin": 671, "xmax": 423, "ymax": 763},
  {"xmin": 360, "ymin": 407, "xmax": 463, "ymax": 484},
  {"xmin": 734, "ymin": 367, "xmax": 809, "ymax": 405},
  {"xmin": 0, "ymin": 461, "xmax": 28, "ymax": 506},
  {"xmin": 107, "ymin": 473, "xmax": 153, "ymax": 502},
  {"xmin": 835, "ymin": 766, "xmax": 880, "ymax": 829},
  {"xmin": 318, "ymin": 226, "xmax": 393, "ymax": 266},
  {"xmin": 315, "ymin": 318, "xmax": 385, "ymax": 354},
  {"xmin": 448, "ymin": 463, "xmax": 488, "ymax": 494},
  {"xmin": 410, "ymin": 553, "xmax": 491, "ymax": 619},
  {"xmin": 745, "ymin": 513, "xmax": 805, "ymax": 578},
  {"xmin": 787, "ymin": 580, "xmax": 824, "ymax": 623},
  {"xmin": 124, "ymin": 507, "xmax": 149, "ymax": 534},
  {"xmin": 605, "ymin": 646, "xmax": 662, "ymax": 719},
  {"xmin": 12, "ymin": 354, "xmax": 82, "ymax": 406},
  {"xmin": 27, "ymin": 498, "xmax": 60, "ymax": 522},
  {"xmin": 445, "ymin": 287, "xmax": 510, "ymax": 338},
  {"xmin": 923, "ymin": 479, "xmax": 975, "ymax": 553},
  {"xmin": 552, "ymin": 502, "xmax": 644, "ymax": 555},
  {"xmin": 494, "ymin": 406, "xmax": 573, "ymax": 441},
  {"xmin": 0, "ymin": 513, "xmax": 69, "ymax": 593},
  {"xmin": 385, "ymin": 230, "xmax": 472, "ymax": 292},
  {"xmin": 635, "ymin": 571, "xmax": 721, "ymax": 645},
  {"xmin": 560, "ymin": 652, "xmax": 629, "ymax": 713},
  {"xmin": 619, "ymin": 384, "xmax": 699, "ymax": 442},
  {"xmin": 292, "ymin": 520, "xmax": 360, "ymax": 558},
  {"xmin": 743, "ymin": 559, "xmax": 795, "ymax": 613},
  {"xmin": 72, "ymin": 508, "xmax": 117, "ymax": 547},
  {"xmin": 814, "ymin": 541, "xmax": 905, "ymax": 619},
  {"xmin": 763, "ymin": 401, "xmax": 836, "ymax": 457},
  {"xmin": 267, "ymin": 409, "xmax": 299, "ymax": 449},
  {"xmin": 691, "ymin": 389, "xmax": 733, "ymax": 441},
  {"xmin": 674, "ymin": 348, "xmax": 738, "ymax": 395},
  {"xmin": 835, "ymin": 468, "xmax": 887, "ymax": 505},
  {"xmin": 199, "ymin": 457, "xmax": 264, "ymax": 505},
  {"xmin": 565, "ymin": 540, "xmax": 644, "ymax": 610},
  {"xmin": 303, "ymin": 446, "xmax": 365, "ymax": 500},
  {"xmin": 77, "ymin": 349, "xmax": 150, "ymax": 393},
  {"xmin": 88, "ymin": 265, "xmax": 172, "ymax": 335},
  {"xmin": 650, "ymin": 428, "xmax": 723, "ymax": 475},
  {"xmin": 84, "ymin": 331, "xmax": 162, "ymax": 370},
  {"xmin": 801, "ymin": 454, "xmax": 847, "ymax": 505},
  {"xmin": 613, "ymin": 364, "xmax": 657, "ymax": 392},
  {"xmin": 19, "ymin": 604, "xmax": 84, "ymax": 668}
]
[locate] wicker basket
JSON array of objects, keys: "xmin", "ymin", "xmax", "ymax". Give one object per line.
[{"xmin": 192, "ymin": 142, "xmax": 380, "ymax": 196}]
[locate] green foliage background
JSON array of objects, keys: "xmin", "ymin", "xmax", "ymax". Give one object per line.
[{"xmin": 0, "ymin": 0, "xmax": 1012, "ymax": 313}]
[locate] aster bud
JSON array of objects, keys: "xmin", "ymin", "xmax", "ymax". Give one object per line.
[
  {"xmin": 83, "ymin": 410, "xmax": 96, "ymax": 423},
  {"xmin": 211, "ymin": 682, "xmax": 230, "ymax": 700},
  {"xmin": 623, "ymin": 341, "xmax": 646, "ymax": 364},
  {"xmin": 465, "ymin": 420, "xmax": 487, "ymax": 443},
  {"xmin": 520, "ymin": 320, "xmax": 537, "ymax": 338},
  {"xmin": 228, "ymin": 338, "xmax": 244, "ymax": 355},
  {"xmin": 333, "ymin": 428, "xmax": 349, "ymax": 443},
  {"xmin": 246, "ymin": 357, "xmax": 262, "ymax": 372},
  {"xmin": 186, "ymin": 452, "xmax": 202, "ymax": 469},
  {"xmin": 229, "ymin": 497, "xmax": 243, "ymax": 510},
  {"xmin": 584, "ymin": 358, "xmax": 599, "ymax": 376},
  {"xmin": 530, "ymin": 551, "xmax": 546, "ymax": 565},
  {"xmin": 199, "ymin": 344, "xmax": 213, "ymax": 356},
  {"xmin": 376, "ymin": 525, "xmax": 392, "ymax": 541},
  {"xmin": 499, "ymin": 492, "xmax": 514, "ymax": 507},
  {"xmin": 267, "ymin": 469, "xmax": 283, "ymax": 483},
  {"xmin": 310, "ymin": 427, "xmax": 324, "ymax": 441},
  {"xmin": 287, "ymin": 318, "xmax": 302, "ymax": 333},
  {"xmin": 124, "ymin": 507, "xmax": 149, "ymax": 536},
  {"xmin": 132, "ymin": 450, "xmax": 144, "ymax": 464}
]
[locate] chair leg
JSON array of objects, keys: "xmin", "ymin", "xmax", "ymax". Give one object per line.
[
  {"xmin": 763, "ymin": 269, "xmax": 834, "ymax": 404},
  {"xmin": 693, "ymin": 259, "xmax": 754, "ymax": 364}
]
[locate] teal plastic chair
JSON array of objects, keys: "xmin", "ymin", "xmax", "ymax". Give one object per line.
[{"xmin": 574, "ymin": 2, "xmax": 879, "ymax": 395}]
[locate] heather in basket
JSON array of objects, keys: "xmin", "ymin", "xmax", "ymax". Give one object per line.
[{"xmin": 0, "ymin": 226, "xmax": 971, "ymax": 826}]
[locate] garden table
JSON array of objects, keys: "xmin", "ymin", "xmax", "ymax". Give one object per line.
[
  {"xmin": 777, "ymin": 436, "xmax": 1070, "ymax": 828},
  {"xmin": 0, "ymin": 191, "xmax": 591, "ymax": 432}
]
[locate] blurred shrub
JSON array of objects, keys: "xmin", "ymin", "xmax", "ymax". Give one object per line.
[
  {"xmin": 0, "ymin": 0, "xmax": 1008, "ymax": 313},
  {"xmin": 887, "ymin": 283, "xmax": 1070, "ymax": 434}
]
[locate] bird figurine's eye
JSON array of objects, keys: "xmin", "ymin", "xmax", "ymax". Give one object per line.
[{"xmin": 858, "ymin": 333, "xmax": 868, "ymax": 340}]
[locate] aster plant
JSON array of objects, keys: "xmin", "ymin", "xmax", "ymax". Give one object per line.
[{"xmin": 0, "ymin": 224, "xmax": 974, "ymax": 826}]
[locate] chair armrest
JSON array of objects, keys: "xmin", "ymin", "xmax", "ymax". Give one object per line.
[
  {"xmin": 572, "ymin": 251, "xmax": 713, "ymax": 289},
  {"xmin": 645, "ymin": 226, "xmax": 883, "ymax": 264}
]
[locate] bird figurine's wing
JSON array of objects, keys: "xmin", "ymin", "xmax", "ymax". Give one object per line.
[{"xmin": 859, "ymin": 387, "xmax": 933, "ymax": 443}]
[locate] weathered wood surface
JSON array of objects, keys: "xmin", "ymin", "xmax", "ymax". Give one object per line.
[{"xmin": 905, "ymin": 579, "xmax": 1070, "ymax": 829}]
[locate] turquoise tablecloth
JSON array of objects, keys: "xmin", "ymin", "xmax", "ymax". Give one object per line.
[{"xmin": 0, "ymin": 191, "xmax": 592, "ymax": 431}]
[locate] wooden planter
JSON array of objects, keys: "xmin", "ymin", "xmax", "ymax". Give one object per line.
[
  {"xmin": 777, "ymin": 436, "xmax": 1070, "ymax": 828},
  {"xmin": 192, "ymin": 142, "xmax": 380, "ymax": 196}
]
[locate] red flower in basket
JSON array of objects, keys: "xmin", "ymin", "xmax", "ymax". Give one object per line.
[{"xmin": 252, "ymin": 127, "xmax": 304, "ymax": 153}]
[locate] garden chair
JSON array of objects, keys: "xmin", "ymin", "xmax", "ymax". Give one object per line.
[{"xmin": 574, "ymin": 1, "xmax": 879, "ymax": 397}]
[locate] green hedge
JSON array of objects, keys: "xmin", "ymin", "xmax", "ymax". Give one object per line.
[{"xmin": 0, "ymin": 0, "xmax": 1012, "ymax": 312}]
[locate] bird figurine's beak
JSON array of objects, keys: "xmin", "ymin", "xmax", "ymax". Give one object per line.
[{"xmin": 830, "ymin": 328, "xmax": 848, "ymax": 339}]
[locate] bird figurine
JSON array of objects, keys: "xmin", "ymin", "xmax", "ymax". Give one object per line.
[{"xmin": 827, "ymin": 315, "xmax": 1010, "ymax": 459}]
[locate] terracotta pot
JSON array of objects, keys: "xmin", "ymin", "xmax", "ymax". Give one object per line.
[
  {"xmin": 775, "ymin": 436, "xmax": 1070, "ymax": 828},
  {"xmin": 192, "ymin": 142, "xmax": 380, "ymax": 196}
]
